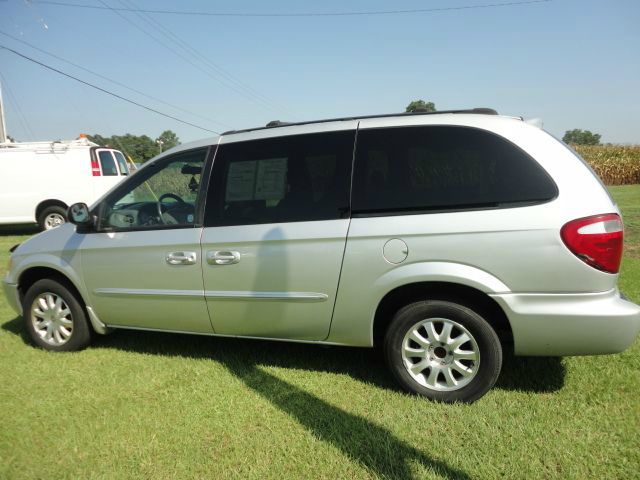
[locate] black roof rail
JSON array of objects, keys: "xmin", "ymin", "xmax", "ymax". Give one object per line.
[
  {"xmin": 221, "ymin": 108, "xmax": 499, "ymax": 136},
  {"xmin": 265, "ymin": 120, "xmax": 293, "ymax": 128},
  {"xmin": 403, "ymin": 107, "xmax": 498, "ymax": 116}
]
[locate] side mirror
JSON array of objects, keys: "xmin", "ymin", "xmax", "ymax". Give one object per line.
[{"xmin": 68, "ymin": 203, "xmax": 93, "ymax": 228}]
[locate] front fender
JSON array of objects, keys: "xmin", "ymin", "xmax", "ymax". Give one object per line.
[
  {"xmin": 10, "ymin": 252, "xmax": 111, "ymax": 335},
  {"xmin": 12, "ymin": 252, "xmax": 89, "ymax": 306},
  {"xmin": 7, "ymin": 223, "xmax": 88, "ymax": 298}
]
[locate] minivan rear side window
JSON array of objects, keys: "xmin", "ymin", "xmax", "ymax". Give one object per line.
[
  {"xmin": 205, "ymin": 131, "xmax": 355, "ymax": 226},
  {"xmin": 352, "ymin": 126, "xmax": 557, "ymax": 215},
  {"xmin": 98, "ymin": 150, "xmax": 118, "ymax": 176}
]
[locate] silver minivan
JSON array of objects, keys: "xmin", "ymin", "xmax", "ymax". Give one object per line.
[{"xmin": 3, "ymin": 109, "xmax": 640, "ymax": 402}]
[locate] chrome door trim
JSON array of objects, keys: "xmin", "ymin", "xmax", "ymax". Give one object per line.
[
  {"xmin": 93, "ymin": 288, "xmax": 204, "ymax": 299},
  {"xmin": 204, "ymin": 290, "xmax": 328, "ymax": 302}
]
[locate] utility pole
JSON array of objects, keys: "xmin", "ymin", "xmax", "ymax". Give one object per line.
[{"xmin": 0, "ymin": 79, "xmax": 7, "ymax": 143}]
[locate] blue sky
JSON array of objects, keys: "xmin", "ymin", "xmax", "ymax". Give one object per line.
[{"xmin": 1, "ymin": 0, "xmax": 639, "ymax": 144}]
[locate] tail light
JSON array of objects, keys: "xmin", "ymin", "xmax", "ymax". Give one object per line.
[
  {"xmin": 91, "ymin": 158, "xmax": 101, "ymax": 176},
  {"xmin": 560, "ymin": 213, "xmax": 623, "ymax": 274}
]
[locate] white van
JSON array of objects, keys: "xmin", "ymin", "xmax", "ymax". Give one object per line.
[{"xmin": 0, "ymin": 136, "xmax": 129, "ymax": 230}]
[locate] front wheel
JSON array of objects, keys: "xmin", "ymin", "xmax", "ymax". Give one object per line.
[
  {"xmin": 22, "ymin": 279, "xmax": 92, "ymax": 351},
  {"xmin": 384, "ymin": 300, "xmax": 502, "ymax": 403}
]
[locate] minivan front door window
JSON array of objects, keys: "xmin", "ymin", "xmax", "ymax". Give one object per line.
[{"xmin": 98, "ymin": 148, "xmax": 207, "ymax": 230}]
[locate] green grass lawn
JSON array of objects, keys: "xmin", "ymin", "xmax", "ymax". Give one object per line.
[{"xmin": 1, "ymin": 187, "xmax": 639, "ymax": 479}]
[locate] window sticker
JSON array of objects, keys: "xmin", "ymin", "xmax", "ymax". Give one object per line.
[
  {"xmin": 255, "ymin": 157, "xmax": 288, "ymax": 200},
  {"xmin": 226, "ymin": 160, "xmax": 257, "ymax": 201}
]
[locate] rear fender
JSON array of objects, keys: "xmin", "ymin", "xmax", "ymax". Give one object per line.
[
  {"xmin": 328, "ymin": 261, "xmax": 510, "ymax": 346},
  {"xmin": 373, "ymin": 261, "xmax": 510, "ymax": 294}
]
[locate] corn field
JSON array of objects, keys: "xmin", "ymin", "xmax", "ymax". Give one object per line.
[{"xmin": 574, "ymin": 145, "xmax": 640, "ymax": 185}]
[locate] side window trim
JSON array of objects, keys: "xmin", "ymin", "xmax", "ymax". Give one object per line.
[
  {"xmin": 347, "ymin": 122, "xmax": 360, "ymax": 219},
  {"xmin": 194, "ymin": 143, "xmax": 218, "ymax": 227}
]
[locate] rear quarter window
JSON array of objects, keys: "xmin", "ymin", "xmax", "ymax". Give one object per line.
[{"xmin": 352, "ymin": 125, "xmax": 557, "ymax": 214}]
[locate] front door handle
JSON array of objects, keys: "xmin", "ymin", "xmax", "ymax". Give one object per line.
[
  {"xmin": 207, "ymin": 250, "xmax": 241, "ymax": 265},
  {"xmin": 166, "ymin": 251, "xmax": 197, "ymax": 265}
]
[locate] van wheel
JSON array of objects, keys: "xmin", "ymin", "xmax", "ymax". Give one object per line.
[
  {"xmin": 22, "ymin": 279, "xmax": 92, "ymax": 352},
  {"xmin": 384, "ymin": 300, "xmax": 502, "ymax": 403},
  {"xmin": 38, "ymin": 205, "xmax": 67, "ymax": 230}
]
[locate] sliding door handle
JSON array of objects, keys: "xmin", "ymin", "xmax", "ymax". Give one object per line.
[{"xmin": 207, "ymin": 250, "xmax": 241, "ymax": 265}]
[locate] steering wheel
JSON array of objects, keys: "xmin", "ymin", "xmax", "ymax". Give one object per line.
[{"xmin": 157, "ymin": 193, "xmax": 185, "ymax": 223}]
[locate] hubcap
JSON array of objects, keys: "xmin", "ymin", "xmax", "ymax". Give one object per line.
[
  {"xmin": 30, "ymin": 293, "xmax": 74, "ymax": 346},
  {"xmin": 401, "ymin": 317, "xmax": 480, "ymax": 391},
  {"xmin": 44, "ymin": 213, "xmax": 65, "ymax": 230}
]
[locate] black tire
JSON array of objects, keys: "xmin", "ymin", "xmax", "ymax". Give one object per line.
[
  {"xmin": 38, "ymin": 205, "xmax": 67, "ymax": 230},
  {"xmin": 37, "ymin": 205, "xmax": 67, "ymax": 231},
  {"xmin": 384, "ymin": 300, "xmax": 502, "ymax": 403},
  {"xmin": 22, "ymin": 279, "xmax": 92, "ymax": 352}
]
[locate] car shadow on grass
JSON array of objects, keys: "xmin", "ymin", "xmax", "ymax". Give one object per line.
[
  {"xmin": 3, "ymin": 316, "xmax": 32, "ymax": 345},
  {"xmin": 2, "ymin": 316, "xmax": 565, "ymax": 394},
  {"xmin": 223, "ymin": 360, "xmax": 472, "ymax": 479},
  {"xmin": 1, "ymin": 317, "xmax": 474, "ymax": 479},
  {"xmin": 1, "ymin": 318, "xmax": 566, "ymax": 478}
]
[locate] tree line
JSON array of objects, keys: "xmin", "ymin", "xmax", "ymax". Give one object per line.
[{"xmin": 87, "ymin": 130, "xmax": 180, "ymax": 163}]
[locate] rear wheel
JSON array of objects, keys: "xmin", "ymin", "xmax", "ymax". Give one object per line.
[
  {"xmin": 384, "ymin": 300, "xmax": 502, "ymax": 403},
  {"xmin": 22, "ymin": 279, "xmax": 92, "ymax": 351},
  {"xmin": 38, "ymin": 205, "xmax": 67, "ymax": 231}
]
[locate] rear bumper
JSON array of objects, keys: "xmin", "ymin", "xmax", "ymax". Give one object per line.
[
  {"xmin": 2, "ymin": 279, "xmax": 22, "ymax": 316},
  {"xmin": 490, "ymin": 289, "xmax": 640, "ymax": 356}
]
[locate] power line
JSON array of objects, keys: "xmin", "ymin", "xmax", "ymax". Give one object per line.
[
  {"xmin": 0, "ymin": 71, "xmax": 36, "ymax": 140},
  {"xmin": 31, "ymin": 0, "xmax": 553, "ymax": 17},
  {"xmin": 0, "ymin": 45, "xmax": 220, "ymax": 134},
  {"xmin": 0, "ymin": 30, "xmax": 233, "ymax": 130},
  {"xmin": 104, "ymin": 0, "xmax": 287, "ymax": 116},
  {"xmin": 119, "ymin": 0, "xmax": 293, "ymax": 117},
  {"xmin": 95, "ymin": 0, "xmax": 282, "ymax": 116}
]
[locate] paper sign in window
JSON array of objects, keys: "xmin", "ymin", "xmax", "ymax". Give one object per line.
[
  {"xmin": 226, "ymin": 160, "xmax": 256, "ymax": 201},
  {"xmin": 255, "ymin": 158, "xmax": 288, "ymax": 200}
]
